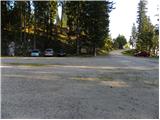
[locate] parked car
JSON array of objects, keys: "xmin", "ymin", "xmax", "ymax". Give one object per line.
[
  {"xmin": 134, "ymin": 51, "xmax": 150, "ymax": 57},
  {"xmin": 31, "ymin": 49, "xmax": 41, "ymax": 57},
  {"xmin": 44, "ymin": 48, "xmax": 54, "ymax": 57},
  {"xmin": 57, "ymin": 49, "xmax": 66, "ymax": 57}
]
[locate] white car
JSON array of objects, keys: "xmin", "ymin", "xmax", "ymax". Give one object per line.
[
  {"xmin": 31, "ymin": 49, "xmax": 41, "ymax": 57},
  {"xmin": 44, "ymin": 48, "xmax": 54, "ymax": 57}
]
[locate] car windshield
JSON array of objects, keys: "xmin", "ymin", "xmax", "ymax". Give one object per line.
[{"xmin": 32, "ymin": 50, "xmax": 39, "ymax": 53}]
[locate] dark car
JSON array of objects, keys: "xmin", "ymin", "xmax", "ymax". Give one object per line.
[
  {"xmin": 57, "ymin": 49, "xmax": 66, "ymax": 57},
  {"xmin": 44, "ymin": 48, "xmax": 54, "ymax": 57},
  {"xmin": 31, "ymin": 49, "xmax": 41, "ymax": 57},
  {"xmin": 134, "ymin": 51, "xmax": 150, "ymax": 57}
]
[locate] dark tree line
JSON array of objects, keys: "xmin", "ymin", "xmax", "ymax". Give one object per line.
[
  {"xmin": 65, "ymin": 1, "xmax": 113, "ymax": 55},
  {"xmin": 1, "ymin": 1, "xmax": 113, "ymax": 56}
]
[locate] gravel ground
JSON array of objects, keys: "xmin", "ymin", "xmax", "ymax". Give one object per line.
[{"xmin": 1, "ymin": 50, "xmax": 159, "ymax": 119}]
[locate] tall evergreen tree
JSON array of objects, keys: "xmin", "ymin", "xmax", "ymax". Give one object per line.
[
  {"xmin": 137, "ymin": 0, "xmax": 147, "ymax": 33},
  {"xmin": 65, "ymin": 1, "xmax": 84, "ymax": 55},
  {"xmin": 65, "ymin": 1, "xmax": 113, "ymax": 55},
  {"xmin": 130, "ymin": 23, "xmax": 137, "ymax": 48},
  {"xmin": 136, "ymin": 0, "xmax": 158, "ymax": 55},
  {"xmin": 136, "ymin": 0, "xmax": 152, "ymax": 52},
  {"xmin": 33, "ymin": 1, "xmax": 57, "ymax": 49},
  {"xmin": 83, "ymin": 1, "xmax": 112, "ymax": 56},
  {"xmin": 1, "ymin": 1, "xmax": 10, "ymax": 55}
]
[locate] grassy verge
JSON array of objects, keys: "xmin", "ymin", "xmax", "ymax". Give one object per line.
[
  {"xmin": 122, "ymin": 49, "xmax": 159, "ymax": 58},
  {"xmin": 122, "ymin": 49, "xmax": 137, "ymax": 56},
  {"xmin": 2, "ymin": 63, "xmax": 47, "ymax": 67},
  {"xmin": 97, "ymin": 49, "xmax": 110, "ymax": 56}
]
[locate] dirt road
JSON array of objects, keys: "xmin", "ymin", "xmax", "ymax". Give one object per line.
[{"xmin": 1, "ymin": 50, "xmax": 159, "ymax": 118}]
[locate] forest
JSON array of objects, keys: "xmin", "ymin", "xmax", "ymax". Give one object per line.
[
  {"xmin": 1, "ymin": 1, "xmax": 114, "ymax": 56},
  {"xmin": 1, "ymin": 0, "xmax": 159, "ymax": 57}
]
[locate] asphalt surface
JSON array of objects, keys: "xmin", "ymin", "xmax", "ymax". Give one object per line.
[{"xmin": 1, "ymin": 50, "xmax": 159, "ymax": 119}]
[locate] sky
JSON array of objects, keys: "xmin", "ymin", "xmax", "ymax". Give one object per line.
[{"xmin": 109, "ymin": 0, "xmax": 159, "ymax": 40}]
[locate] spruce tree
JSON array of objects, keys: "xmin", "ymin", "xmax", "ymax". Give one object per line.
[
  {"xmin": 136, "ymin": 0, "xmax": 157, "ymax": 55},
  {"xmin": 130, "ymin": 23, "xmax": 137, "ymax": 48}
]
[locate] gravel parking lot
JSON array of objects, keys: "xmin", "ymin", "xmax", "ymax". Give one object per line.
[{"xmin": 1, "ymin": 50, "xmax": 159, "ymax": 119}]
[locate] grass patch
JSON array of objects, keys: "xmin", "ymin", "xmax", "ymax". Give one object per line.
[
  {"xmin": 122, "ymin": 49, "xmax": 137, "ymax": 56},
  {"xmin": 2, "ymin": 63, "xmax": 47, "ymax": 67},
  {"xmin": 122, "ymin": 49, "xmax": 159, "ymax": 58},
  {"xmin": 149, "ymin": 56, "xmax": 159, "ymax": 59},
  {"xmin": 98, "ymin": 76, "xmax": 113, "ymax": 81},
  {"xmin": 97, "ymin": 49, "xmax": 110, "ymax": 56}
]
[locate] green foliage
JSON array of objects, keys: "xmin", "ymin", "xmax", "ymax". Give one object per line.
[
  {"xmin": 136, "ymin": 0, "xmax": 159, "ymax": 56},
  {"xmin": 114, "ymin": 35, "xmax": 127, "ymax": 49},
  {"xmin": 130, "ymin": 23, "xmax": 137, "ymax": 48},
  {"xmin": 124, "ymin": 43, "xmax": 130, "ymax": 49},
  {"xmin": 137, "ymin": 0, "xmax": 147, "ymax": 33},
  {"xmin": 137, "ymin": 16, "xmax": 154, "ymax": 51},
  {"xmin": 101, "ymin": 36, "xmax": 113, "ymax": 52},
  {"xmin": 33, "ymin": 1, "xmax": 57, "ymax": 35},
  {"xmin": 2, "ymin": 1, "xmax": 58, "ymax": 56},
  {"xmin": 83, "ymin": 1, "xmax": 111, "ymax": 48},
  {"xmin": 65, "ymin": 1, "xmax": 113, "ymax": 55},
  {"xmin": 122, "ymin": 49, "xmax": 138, "ymax": 56},
  {"xmin": 2, "ymin": 1, "xmax": 114, "ymax": 56},
  {"xmin": 65, "ymin": 1, "xmax": 82, "ymax": 34}
]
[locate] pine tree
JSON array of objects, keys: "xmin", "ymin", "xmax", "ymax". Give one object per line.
[
  {"xmin": 136, "ymin": 0, "xmax": 157, "ymax": 55},
  {"xmin": 65, "ymin": 1, "xmax": 113, "ymax": 55},
  {"xmin": 130, "ymin": 23, "xmax": 137, "ymax": 48},
  {"xmin": 33, "ymin": 1, "xmax": 57, "ymax": 49},
  {"xmin": 82, "ymin": 1, "xmax": 112, "ymax": 56},
  {"xmin": 65, "ymin": 1, "xmax": 84, "ymax": 55},
  {"xmin": 137, "ymin": 0, "xmax": 147, "ymax": 33}
]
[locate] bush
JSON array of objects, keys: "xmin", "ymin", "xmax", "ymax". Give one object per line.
[
  {"xmin": 124, "ymin": 43, "xmax": 130, "ymax": 49},
  {"xmin": 122, "ymin": 49, "xmax": 138, "ymax": 56},
  {"xmin": 122, "ymin": 49, "xmax": 153, "ymax": 57},
  {"xmin": 114, "ymin": 35, "xmax": 127, "ymax": 49}
]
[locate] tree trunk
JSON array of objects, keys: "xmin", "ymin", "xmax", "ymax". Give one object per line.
[
  {"xmin": 24, "ymin": 9, "xmax": 27, "ymax": 56},
  {"xmin": 76, "ymin": 2, "xmax": 80, "ymax": 55},
  {"xmin": 93, "ymin": 43, "xmax": 96, "ymax": 56},
  {"xmin": 76, "ymin": 34, "xmax": 80, "ymax": 55},
  {"xmin": 34, "ymin": 17, "xmax": 36, "ymax": 49}
]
